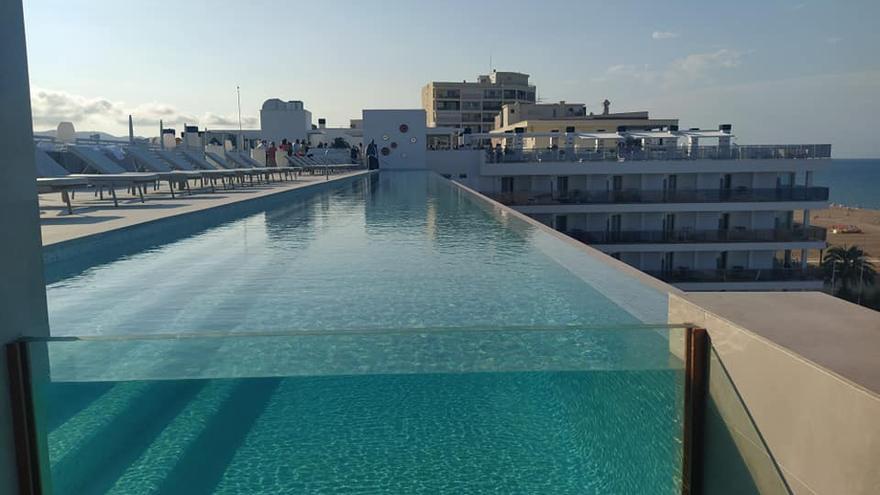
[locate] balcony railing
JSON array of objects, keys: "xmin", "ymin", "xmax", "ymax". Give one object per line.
[
  {"xmin": 645, "ymin": 266, "xmax": 824, "ymax": 284},
  {"xmin": 490, "ymin": 187, "xmax": 830, "ymax": 206},
  {"xmin": 482, "ymin": 144, "xmax": 832, "ymax": 163},
  {"xmin": 565, "ymin": 225, "xmax": 827, "ymax": 244}
]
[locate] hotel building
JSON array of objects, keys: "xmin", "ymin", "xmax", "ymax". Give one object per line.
[
  {"xmin": 428, "ymin": 103, "xmax": 830, "ymax": 291},
  {"xmin": 421, "ymin": 71, "xmax": 536, "ymax": 134}
]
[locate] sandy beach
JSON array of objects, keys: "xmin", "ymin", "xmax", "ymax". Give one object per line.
[{"xmin": 805, "ymin": 205, "xmax": 880, "ymax": 262}]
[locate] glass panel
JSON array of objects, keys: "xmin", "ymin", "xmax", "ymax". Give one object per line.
[
  {"xmin": 703, "ymin": 347, "xmax": 792, "ymax": 494},
  {"xmin": 26, "ymin": 324, "xmax": 686, "ymax": 494}
]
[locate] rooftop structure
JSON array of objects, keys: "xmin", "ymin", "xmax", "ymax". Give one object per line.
[
  {"xmin": 421, "ymin": 70, "xmax": 536, "ymax": 134},
  {"xmin": 495, "ymin": 101, "xmax": 588, "ymax": 128}
]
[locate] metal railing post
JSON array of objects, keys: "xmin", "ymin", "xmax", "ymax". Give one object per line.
[
  {"xmin": 682, "ymin": 327, "xmax": 709, "ymax": 495},
  {"xmin": 6, "ymin": 342, "xmax": 43, "ymax": 495}
]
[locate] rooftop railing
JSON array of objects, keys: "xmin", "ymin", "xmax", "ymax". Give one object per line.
[
  {"xmin": 645, "ymin": 266, "xmax": 824, "ymax": 284},
  {"xmin": 490, "ymin": 186, "xmax": 830, "ymax": 206},
  {"xmin": 565, "ymin": 225, "xmax": 827, "ymax": 245},
  {"xmin": 482, "ymin": 144, "xmax": 832, "ymax": 163}
]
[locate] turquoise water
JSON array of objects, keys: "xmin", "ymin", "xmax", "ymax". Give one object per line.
[
  {"xmin": 38, "ymin": 172, "xmax": 683, "ymax": 494},
  {"xmin": 816, "ymin": 159, "xmax": 880, "ymax": 208},
  {"xmin": 45, "ymin": 172, "xmax": 666, "ymax": 335}
]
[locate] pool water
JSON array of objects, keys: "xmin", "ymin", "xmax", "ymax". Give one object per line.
[
  {"xmin": 37, "ymin": 172, "xmax": 683, "ymax": 494},
  {"xmin": 45, "ymin": 172, "xmax": 667, "ymax": 336},
  {"xmin": 40, "ymin": 370, "xmax": 682, "ymax": 495}
]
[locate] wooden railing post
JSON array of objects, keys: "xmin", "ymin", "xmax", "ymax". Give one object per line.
[{"xmin": 682, "ymin": 327, "xmax": 709, "ymax": 495}]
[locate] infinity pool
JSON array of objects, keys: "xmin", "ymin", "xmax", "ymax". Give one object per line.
[
  {"xmin": 45, "ymin": 172, "xmax": 667, "ymax": 335},
  {"xmin": 37, "ymin": 172, "xmax": 683, "ymax": 494}
]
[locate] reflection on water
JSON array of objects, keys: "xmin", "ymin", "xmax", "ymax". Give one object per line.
[{"xmin": 46, "ymin": 172, "xmax": 662, "ymax": 336}]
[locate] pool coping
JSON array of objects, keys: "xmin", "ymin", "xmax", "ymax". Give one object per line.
[
  {"xmin": 448, "ymin": 178, "xmax": 684, "ymax": 298},
  {"xmin": 43, "ymin": 171, "xmax": 374, "ymax": 272}
]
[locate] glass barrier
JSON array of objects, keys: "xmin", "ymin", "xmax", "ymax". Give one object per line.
[
  {"xmin": 18, "ymin": 324, "xmax": 687, "ymax": 494},
  {"xmin": 702, "ymin": 347, "xmax": 792, "ymax": 495}
]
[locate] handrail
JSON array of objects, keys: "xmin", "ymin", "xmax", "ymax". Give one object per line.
[
  {"xmin": 565, "ymin": 226, "xmax": 827, "ymax": 244},
  {"xmin": 489, "ymin": 187, "xmax": 830, "ymax": 205},
  {"xmin": 21, "ymin": 322, "xmax": 692, "ymax": 343},
  {"xmin": 481, "ymin": 144, "xmax": 831, "ymax": 163}
]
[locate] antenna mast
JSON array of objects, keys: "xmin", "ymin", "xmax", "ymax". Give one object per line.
[{"xmin": 237, "ymin": 85, "xmax": 243, "ymax": 150}]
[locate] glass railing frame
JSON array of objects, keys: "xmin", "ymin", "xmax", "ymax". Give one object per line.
[{"xmin": 5, "ymin": 324, "xmax": 792, "ymax": 495}]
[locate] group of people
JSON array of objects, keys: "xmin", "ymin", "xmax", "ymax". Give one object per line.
[
  {"xmin": 255, "ymin": 138, "xmax": 312, "ymax": 167},
  {"xmin": 253, "ymin": 138, "xmax": 378, "ymax": 167}
]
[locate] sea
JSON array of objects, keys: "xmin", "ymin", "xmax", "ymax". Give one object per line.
[{"xmin": 816, "ymin": 159, "xmax": 880, "ymax": 209}]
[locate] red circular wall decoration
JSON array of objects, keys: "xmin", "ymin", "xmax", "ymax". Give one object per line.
[
  {"xmin": 399, "ymin": 124, "xmax": 409, "ymax": 133},
  {"xmin": 390, "ymin": 142, "xmax": 398, "ymax": 149},
  {"xmin": 381, "ymin": 147, "xmax": 390, "ymax": 156}
]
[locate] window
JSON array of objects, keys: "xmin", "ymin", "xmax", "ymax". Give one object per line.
[
  {"xmin": 482, "ymin": 101, "xmax": 501, "ymax": 111},
  {"xmin": 458, "ymin": 173, "xmax": 467, "ymax": 179},
  {"xmin": 436, "ymin": 101, "xmax": 460, "ymax": 111},
  {"xmin": 566, "ymin": 126, "xmax": 575, "ymax": 133},
  {"xmin": 503, "ymin": 89, "xmax": 517, "ymax": 99},
  {"xmin": 483, "ymin": 89, "xmax": 501, "ymax": 99},
  {"xmin": 434, "ymin": 89, "xmax": 460, "ymax": 99},
  {"xmin": 462, "ymin": 101, "xmax": 481, "ymax": 110},
  {"xmin": 501, "ymin": 177, "xmax": 514, "ymax": 193}
]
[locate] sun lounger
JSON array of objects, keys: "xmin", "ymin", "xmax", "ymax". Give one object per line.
[
  {"xmin": 154, "ymin": 150, "xmax": 232, "ymax": 191},
  {"xmin": 227, "ymin": 151, "xmax": 296, "ymax": 181},
  {"xmin": 204, "ymin": 151, "xmax": 265, "ymax": 185},
  {"xmin": 35, "ymin": 148, "xmax": 157, "ymax": 211},
  {"xmin": 124, "ymin": 146, "xmax": 204, "ymax": 198},
  {"xmin": 181, "ymin": 149, "xmax": 257, "ymax": 187}
]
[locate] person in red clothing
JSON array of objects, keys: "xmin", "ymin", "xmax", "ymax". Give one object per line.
[{"xmin": 266, "ymin": 141, "xmax": 277, "ymax": 167}]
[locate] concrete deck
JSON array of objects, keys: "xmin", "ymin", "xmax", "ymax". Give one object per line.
[
  {"xmin": 38, "ymin": 172, "xmax": 367, "ymax": 246},
  {"xmin": 684, "ymin": 291, "xmax": 880, "ymax": 395}
]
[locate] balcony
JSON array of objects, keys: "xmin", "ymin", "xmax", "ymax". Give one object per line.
[
  {"xmin": 645, "ymin": 266, "xmax": 824, "ymax": 284},
  {"xmin": 490, "ymin": 187, "xmax": 830, "ymax": 206},
  {"xmin": 565, "ymin": 225, "xmax": 827, "ymax": 245},
  {"xmin": 485, "ymin": 144, "xmax": 832, "ymax": 163}
]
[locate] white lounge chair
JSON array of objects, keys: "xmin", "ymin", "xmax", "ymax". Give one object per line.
[
  {"xmin": 124, "ymin": 146, "xmax": 203, "ymax": 198},
  {"xmin": 155, "ymin": 150, "xmax": 232, "ymax": 191},
  {"xmin": 180, "ymin": 149, "xmax": 256, "ymax": 187},
  {"xmin": 66, "ymin": 145, "xmax": 159, "ymax": 204},
  {"xmin": 38, "ymin": 148, "xmax": 164, "ymax": 210}
]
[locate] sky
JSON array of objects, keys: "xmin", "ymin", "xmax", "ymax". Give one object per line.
[{"xmin": 22, "ymin": 0, "xmax": 880, "ymax": 157}]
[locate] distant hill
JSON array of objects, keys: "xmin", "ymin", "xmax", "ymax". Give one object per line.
[{"xmin": 33, "ymin": 130, "xmax": 142, "ymax": 142}]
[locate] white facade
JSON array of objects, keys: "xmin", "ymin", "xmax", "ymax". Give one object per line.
[
  {"xmin": 426, "ymin": 135, "xmax": 831, "ymax": 291},
  {"xmin": 362, "ymin": 110, "xmax": 427, "ymax": 169},
  {"xmin": 260, "ymin": 99, "xmax": 312, "ymax": 143}
]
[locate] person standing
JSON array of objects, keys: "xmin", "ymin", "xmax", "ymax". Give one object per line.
[
  {"xmin": 366, "ymin": 139, "xmax": 378, "ymax": 170},
  {"xmin": 267, "ymin": 141, "xmax": 277, "ymax": 167},
  {"xmin": 350, "ymin": 144, "xmax": 359, "ymax": 164}
]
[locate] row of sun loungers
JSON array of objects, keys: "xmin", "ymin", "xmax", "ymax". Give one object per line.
[
  {"xmin": 285, "ymin": 154, "xmax": 361, "ymax": 174},
  {"xmin": 35, "ymin": 145, "xmax": 360, "ymax": 214}
]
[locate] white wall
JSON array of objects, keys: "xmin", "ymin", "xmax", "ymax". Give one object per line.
[
  {"xmin": 0, "ymin": 1, "xmax": 51, "ymax": 491},
  {"xmin": 260, "ymin": 105, "xmax": 311, "ymax": 143},
  {"xmin": 362, "ymin": 110, "xmax": 427, "ymax": 169}
]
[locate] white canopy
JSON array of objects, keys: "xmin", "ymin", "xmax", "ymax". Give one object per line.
[
  {"xmin": 676, "ymin": 130, "xmax": 735, "ymax": 138},
  {"xmin": 624, "ymin": 130, "xmax": 678, "ymax": 139},
  {"xmin": 576, "ymin": 132, "xmax": 623, "ymax": 140}
]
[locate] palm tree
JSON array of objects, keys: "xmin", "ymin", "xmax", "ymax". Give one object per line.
[{"xmin": 822, "ymin": 245, "xmax": 877, "ymax": 298}]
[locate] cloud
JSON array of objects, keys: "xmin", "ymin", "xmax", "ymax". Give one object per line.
[
  {"xmin": 825, "ymin": 36, "xmax": 842, "ymax": 44},
  {"xmin": 652, "ymin": 31, "xmax": 680, "ymax": 40},
  {"xmin": 596, "ymin": 49, "xmax": 744, "ymax": 88},
  {"xmin": 30, "ymin": 87, "xmax": 257, "ymax": 134}
]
